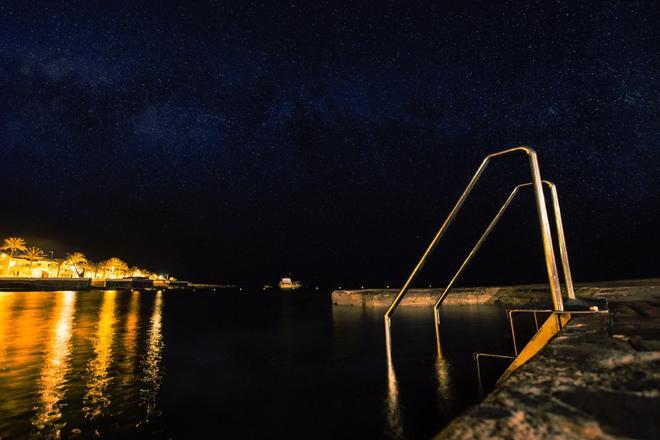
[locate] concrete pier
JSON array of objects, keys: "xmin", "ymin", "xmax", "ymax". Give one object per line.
[
  {"xmin": 331, "ymin": 280, "xmax": 660, "ymax": 308},
  {"xmin": 332, "ymin": 285, "xmax": 551, "ymax": 307},
  {"xmin": 436, "ymin": 282, "xmax": 660, "ymax": 439}
]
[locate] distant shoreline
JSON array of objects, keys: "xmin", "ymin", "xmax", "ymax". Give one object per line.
[{"xmin": 0, "ymin": 276, "xmax": 241, "ymax": 291}]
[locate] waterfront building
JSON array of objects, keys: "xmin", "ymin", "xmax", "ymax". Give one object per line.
[
  {"xmin": 1, "ymin": 239, "xmax": 161, "ymax": 281},
  {"xmin": 0, "ymin": 254, "xmax": 78, "ymax": 278}
]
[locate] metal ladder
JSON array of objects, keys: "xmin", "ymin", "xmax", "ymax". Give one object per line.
[
  {"xmin": 384, "ymin": 146, "xmax": 604, "ymax": 379},
  {"xmin": 473, "ymin": 307, "xmax": 605, "ymax": 393}
]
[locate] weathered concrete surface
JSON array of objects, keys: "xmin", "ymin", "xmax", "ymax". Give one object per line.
[
  {"xmin": 331, "ymin": 280, "xmax": 660, "ymax": 308},
  {"xmin": 436, "ymin": 284, "xmax": 660, "ymax": 439},
  {"xmin": 332, "ymin": 287, "xmax": 504, "ymax": 307}
]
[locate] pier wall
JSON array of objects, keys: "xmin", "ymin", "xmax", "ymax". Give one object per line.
[
  {"xmin": 331, "ymin": 280, "xmax": 660, "ymax": 308},
  {"xmin": 436, "ymin": 282, "xmax": 660, "ymax": 438},
  {"xmin": 0, "ymin": 277, "xmax": 92, "ymax": 291},
  {"xmin": 333, "ymin": 285, "xmax": 558, "ymax": 308}
]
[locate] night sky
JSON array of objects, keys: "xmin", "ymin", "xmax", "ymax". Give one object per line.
[{"xmin": 1, "ymin": 1, "xmax": 658, "ymax": 286}]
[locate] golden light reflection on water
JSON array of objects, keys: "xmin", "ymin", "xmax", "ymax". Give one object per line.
[
  {"xmin": 434, "ymin": 324, "xmax": 452, "ymax": 406},
  {"xmin": 0, "ymin": 290, "xmax": 170, "ymax": 437},
  {"xmin": 0, "ymin": 292, "xmax": 15, "ymax": 366},
  {"xmin": 139, "ymin": 291, "xmax": 164, "ymax": 424},
  {"xmin": 10, "ymin": 294, "xmax": 52, "ymax": 373},
  {"xmin": 435, "ymin": 355, "xmax": 453, "ymax": 418},
  {"xmin": 32, "ymin": 291, "xmax": 77, "ymax": 436},
  {"xmin": 121, "ymin": 291, "xmax": 140, "ymax": 385},
  {"xmin": 0, "ymin": 293, "xmax": 54, "ymax": 433},
  {"xmin": 385, "ymin": 361, "xmax": 404, "ymax": 439},
  {"xmin": 83, "ymin": 291, "xmax": 117, "ymax": 419}
]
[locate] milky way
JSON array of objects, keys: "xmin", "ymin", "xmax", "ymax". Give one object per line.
[{"xmin": 1, "ymin": 1, "xmax": 658, "ymax": 284}]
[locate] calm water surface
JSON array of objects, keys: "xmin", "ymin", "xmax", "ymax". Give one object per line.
[{"xmin": 0, "ymin": 289, "xmax": 513, "ymax": 438}]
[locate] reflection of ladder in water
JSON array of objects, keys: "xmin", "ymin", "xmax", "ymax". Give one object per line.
[{"xmin": 383, "ymin": 146, "xmax": 607, "ymax": 387}]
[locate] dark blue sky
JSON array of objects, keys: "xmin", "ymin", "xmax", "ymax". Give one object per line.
[{"xmin": 1, "ymin": 0, "xmax": 658, "ymax": 285}]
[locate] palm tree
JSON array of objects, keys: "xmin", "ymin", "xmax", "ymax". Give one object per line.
[
  {"xmin": 1, "ymin": 237, "xmax": 27, "ymax": 276},
  {"xmin": 1, "ymin": 237, "xmax": 27, "ymax": 255},
  {"xmin": 82, "ymin": 260, "xmax": 98, "ymax": 279},
  {"xmin": 98, "ymin": 259, "xmax": 110, "ymax": 279},
  {"xmin": 23, "ymin": 246, "xmax": 45, "ymax": 276},
  {"xmin": 92, "ymin": 260, "xmax": 106, "ymax": 279},
  {"xmin": 129, "ymin": 266, "xmax": 151, "ymax": 277},
  {"xmin": 101, "ymin": 257, "xmax": 129, "ymax": 279},
  {"xmin": 65, "ymin": 252, "xmax": 88, "ymax": 278}
]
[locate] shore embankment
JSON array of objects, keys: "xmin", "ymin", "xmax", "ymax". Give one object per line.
[
  {"xmin": 435, "ymin": 281, "xmax": 660, "ymax": 439},
  {"xmin": 331, "ymin": 279, "xmax": 660, "ymax": 308},
  {"xmin": 0, "ymin": 277, "xmax": 92, "ymax": 291},
  {"xmin": 0, "ymin": 277, "xmax": 195, "ymax": 291}
]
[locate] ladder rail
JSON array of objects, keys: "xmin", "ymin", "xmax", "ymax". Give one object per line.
[
  {"xmin": 385, "ymin": 146, "xmax": 563, "ymax": 323},
  {"xmin": 433, "ymin": 180, "xmax": 576, "ymax": 314},
  {"xmin": 385, "ymin": 146, "xmax": 564, "ymax": 362},
  {"xmin": 548, "ymin": 183, "xmax": 575, "ymax": 300}
]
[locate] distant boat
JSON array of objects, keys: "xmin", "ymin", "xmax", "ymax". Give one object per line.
[{"xmin": 278, "ymin": 277, "xmax": 302, "ymax": 291}]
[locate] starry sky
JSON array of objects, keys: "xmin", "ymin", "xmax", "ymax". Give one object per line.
[{"xmin": 0, "ymin": 0, "xmax": 658, "ymax": 286}]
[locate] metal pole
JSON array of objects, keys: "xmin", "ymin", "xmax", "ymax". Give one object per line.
[
  {"xmin": 533, "ymin": 311, "xmax": 539, "ymax": 331},
  {"xmin": 473, "ymin": 353, "xmax": 515, "ymax": 395},
  {"xmin": 475, "ymin": 354, "xmax": 483, "ymax": 396},
  {"xmin": 508, "ymin": 311, "xmax": 518, "ymax": 356},
  {"xmin": 434, "ymin": 184, "xmax": 522, "ymax": 310},
  {"xmin": 547, "ymin": 183, "xmax": 576, "ymax": 300},
  {"xmin": 384, "ymin": 157, "xmax": 491, "ymax": 321},
  {"xmin": 526, "ymin": 149, "xmax": 564, "ymax": 312},
  {"xmin": 434, "ymin": 308, "xmax": 441, "ymax": 357}
]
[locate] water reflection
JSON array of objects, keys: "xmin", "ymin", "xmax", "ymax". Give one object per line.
[
  {"xmin": 83, "ymin": 291, "xmax": 117, "ymax": 419},
  {"xmin": 11, "ymin": 294, "xmax": 52, "ymax": 374},
  {"xmin": 0, "ymin": 291, "xmax": 509, "ymax": 438},
  {"xmin": 434, "ymin": 323, "xmax": 452, "ymax": 406},
  {"xmin": 0, "ymin": 290, "xmax": 169, "ymax": 436},
  {"xmin": 139, "ymin": 291, "xmax": 164, "ymax": 424},
  {"xmin": 385, "ymin": 361, "xmax": 404, "ymax": 439},
  {"xmin": 121, "ymin": 291, "xmax": 140, "ymax": 385},
  {"xmin": 32, "ymin": 291, "xmax": 77, "ymax": 436},
  {"xmin": 0, "ymin": 292, "xmax": 14, "ymax": 365},
  {"xmin": 0, "ymin": 293, "xmax": 53, "ymax": 435}
]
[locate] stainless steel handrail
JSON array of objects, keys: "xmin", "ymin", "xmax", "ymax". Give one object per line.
[
  {"xmin": 431, "ymin": 181, "xmax": 575, "ymax": 359},
  {"xmin": 474, "ymin": 352, "xmax": 516, "ymax": 394},
  {"xmin": 505, "ymin": 308, "xmax": 607, "ymax": 354},
  {"xmin": 506, "ymin": 309, "xmax": 554, "ymax": 356},
  {"xmin": 384, "ymin": 146, "xmax": 564, "ymax": 363},
  {"xmin": 433, "ymin": 180, "xmax": 576, "ymax": 316},
  {"xmin": 548, "ymin": 183, "xmax": 575, "ymax": 300}
]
